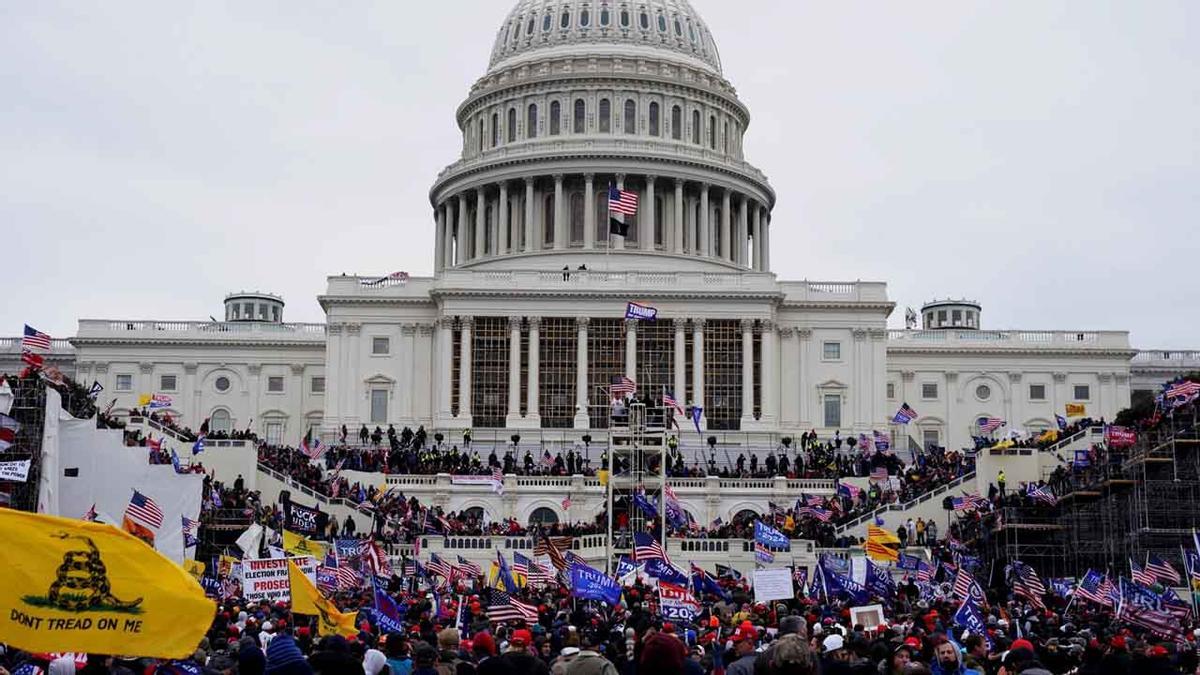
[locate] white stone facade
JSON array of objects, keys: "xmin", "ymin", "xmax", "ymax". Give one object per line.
[{"xmin": 3, "ymin": 1, "xmax": 1154, "ymax": 456}]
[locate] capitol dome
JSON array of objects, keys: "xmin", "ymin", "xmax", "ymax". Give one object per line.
[
  {"xmin": 428, "ymin": 0, "xmax": 775, "ymax": 274},
  {"xmin": 488, "ymin": 0, "xmax": 723, "ymax": 76}
]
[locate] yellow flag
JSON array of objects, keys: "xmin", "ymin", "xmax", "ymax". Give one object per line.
[
  {"xmin": 0, "ymin": 509, "xmax": 214, "ymax": 659},
  {"xmin": 1065, "ymin": 403, "xmax": 1086, "ymax": 417},
  {"xmin": 182, "ymin": 559, "xmax": 206, "ymax": 583},
  {"xmin": 287, "ymin": 560, "xmax": 357, "ymax": 638},
  {"xmin": 283, "ymin": 529, "xmax": 328, "ymax": 560},
  {"xmin": 137, "ymin": 394, "xmax": 152, "ymax": 407},
  {"xmin": 865, "ymin": 524, "xmax": 901, "ymax": 562}
]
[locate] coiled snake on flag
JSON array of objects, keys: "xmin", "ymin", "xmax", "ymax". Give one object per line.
[{"xmin": 46, "ymin": 532, "xmax": 143, "ymax": 612}]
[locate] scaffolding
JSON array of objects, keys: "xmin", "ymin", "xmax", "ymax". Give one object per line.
[
  {"xmin": 1122, "ymin": 406, "xmax": 1200, "ymax": 567},
  {"xmin": 1, "ymin": 375, "xmax": 47, "ymax": 512},
  {"xmin": 605, "ymin": 399, "xmax": 669, "ymax": 571}
]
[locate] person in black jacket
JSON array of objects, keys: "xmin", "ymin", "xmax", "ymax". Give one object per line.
[{"xmin": 498, "ymin": 630, "xmax": 549, "ymax": 675}]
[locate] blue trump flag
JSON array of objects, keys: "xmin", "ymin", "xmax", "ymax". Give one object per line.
[
  {"xmin": 866, "ymin": 559, "xmax": 897, "ymax": 601},
  {"xmin": 632, "ymin": 489, "xmax": 659, "ymax": 520},
  {"xmin": 754, "ymin": 521, "xmax": 790, "ymax": 551},
  {"xmin": 691, "ymin": 563, "xmax": 731, "ymax": 600},
  {"xmin": 570, "ymin": 562, "xmax": 622, "ymax": 605},
  {"xmin": 645, "ymin": 558, "xmax": 689, "ymax": 585},
  {"xmin": 954, "ymin": 597, "xmax": 993, "ymax": 649},
  {"xmin": 691, "ymin": 406, "xmax": 703, "ymax": 435},
  {"xmin": 615, "ymin": 556, "xmax": 640, "ymax": 579},
  {"xmin": 817, "ymin": 556, "xmax": 868, "ymax": 604},
  {"xmin": 897, "ymin": 552, "xmax": 923, "ymax": 571}
]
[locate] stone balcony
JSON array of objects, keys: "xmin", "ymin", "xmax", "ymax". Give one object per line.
[
  {"xmin": 887, "ymin": 329, "xmax": 1132, "ymax": 352},
  {"xmin": 74, "ymin": 320, "xmax": 327, "ymax": 344}
]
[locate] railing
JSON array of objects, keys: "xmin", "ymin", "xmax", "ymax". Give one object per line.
[
  {"xmin": 887, "ymin": 329, "xmax": 1130, "ymax": 349},
  {"xmin": 1133, "ymin": 350, "xmax": 1200, "ymax": 363},
  {"xmin": 0, "ymin": 337, "xmax": 74, "ymax": 351},
  {"xmin": 128, "ymin": 416, "xmax": 193, "ymax": 444},
  {"xmin": 257, "ymin": 463, "xmax": 375, "ymax": 517},
  {"xmin": 381, "ymin": 472, "xmax": 835, "ymax": 494},
  {"xmin": 76, "ymin": 320, "xmax": 326, "ymax": 338},
  {"xmin": 836, "ymin": 472, "xmax": 976, "ymax": 533}
]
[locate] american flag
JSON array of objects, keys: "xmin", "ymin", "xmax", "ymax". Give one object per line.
[
  {"xmin": 802, "ymin": 493, "xmax": 825, "ymax": 507},
  {"xmin": 337, "ymin": 564, "xmax": 364, "ymax": 590},
  {"xmin": 798, "ymin": 506, "xmax": 832, "ymax": 522},
  {"xmin": 662, "ymin": 389, "xmax": 683, "ymax": 414},
  {"xmin": 457, "ymin": 555, "xmax": 482, "ymax": 577},
  {"xmin": 13, "ymin": 663, "xmax": 44, "ymax": 675},
  {"xmin": 869, "ymin": 467, "xmax": 888, "ymax": 482},
  {"xmin": 540, "ymin": 451, "xmax": 555, "ymax": 468},
  {"xmin": 1147, "ymin": 553, "xmax": 1182, "ymax": 585},
  {"xmin": 1010, "ymin": 561, "xmax": 1046, "ymax": 609},
  {"xmin": 484, "ymin": 587, "xmax": 539, "ymax": 623},
  {"xmin": 366, "ymin": 539, "xmax": 392, "ymax": 576},
  {"xmin": 125, "ymin": 490, "xmax": 164, "ymax": 529},
  {"xmin": 512, "ymin": 551, "xmax": 532, "ymax": 580},
  {"xmin": 953, "ymin": 567, "xmax": 985, "ymax": 605},
  {"xmin": 916, "ymin": 562, "xmax": 934, "ymax": 584},
  {"xmin": 561, "ymin": 496, "xmax": 572, "ymax": 510},
  {"xmin": 1116, "ymin": 599, "xmax": 1183, "ymax": 641},
  {"xmin": 952, "ymin": 494, "xmax": 988, "ymax": 512},
  {"xmin": 873, "ymin": 430, "xmax": 891, "ymax": 451},
  {"xmin": 754, "ymin": 542, "xmax": 775, "ymax": 563},
  {"xmin": 360, "ymin": 271, "xmax": 410, "ymax": 287},
  {"xmin": 491, "ymin": 467, "xmax": 504, "ymax": 495},
  {"xmin": 22, "ymin": 324, "xmax": 52, "ymax": 351},
  {"xmin": 534, "ymin": 532, "xmax": 569, "ymax": 571},
  {"xmin": 1166, "ymin": 380, "xmax": 1200, "ymax": 400},
  {"xmin": 1130, "ymin": 559, "xmax": 1158, "ymax": 586},
  {"xmin": 1027, "ymin": 484, "xmax": 1057, "ymax": 506},
  {"xmin": 1075, "ymin": 569, "xmax": 1115, "ymax": 606},
  {"xmin": 300, "ymin": 432, "xmax": 326, "ymax": 460},
  {"xmin": 607, "ymin": 185, "xmax": 639, "ymax": 216},
  {"xmin": 181, "ymin": 515, "xmax": 200, "ymax": 548},
  {"xmin": 527, "ymin": 560, "xmax": 555, "ymax": 587},
  {"xmin": 892, "ymin": 403, "xmax": 918, "ymax": 424},
  {"xmin": 633, "ymin": 532, "xmax": 667, "ymax": 562},
  {"xmin": 611, "ymin": 375, "xmax": 637, "ymax": 397},
  {"xmin": 426, "ymin": 553, "xmax": 454, "ymax": 579},
  {"xmin": 978, "ymin": 417, "xmax": 1006, "ymax": 433},
  {"xmin": 21, "ymin": 349, "xmax": 44, "ymax": 368}
]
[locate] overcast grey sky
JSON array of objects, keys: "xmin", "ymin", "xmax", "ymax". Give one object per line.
[{"xmin": 2, "ymin": 1, "xmax": 1197, "ymax": 347}]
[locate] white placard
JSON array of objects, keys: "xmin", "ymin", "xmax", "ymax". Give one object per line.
[
  {"xmin": 753, "ymin": 567, "xmax": 795, "ymax": 603},
  {"xmin": 241, "ymin": 556, "xmax": 317, "ymax": 602},
  {"xmin": 850, "ymin": 604, "xmax": 886, "ymax": 629},
  {"xmin": 0, "ymin": 459, "xmax": 31, "ymax": 481}
]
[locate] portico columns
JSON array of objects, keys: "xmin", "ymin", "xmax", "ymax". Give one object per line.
[
  {"xmin": 692, "ymin": 320, "xmax": 706, "ymax": 430},
  {"xmin": 737, "ymin": 197, "xmax": 749, "ymax": 267},
  {"xmin": 699, "ymin": 185, "xmax": 711, "ymax": 257},
  {"xmin": 505, "ymin": 317, "xmax": 522, "ymax": 427},
  {"xmin": 457, "ymin": 194, "xmax": 469, "ymax": 263},
  {"xmin": 761, "ymin": 207, "xmax": 771, "ymax": 271},
  {"xmin": 642, "ymin": 176, "xmax": 656, "ymax": 251},
  {"xmin": 474, "ymin": 190, "xmax": 486, "ymax": 258},
  {"xmin": 740, "ymin": 319, "xmax": 755, "ymax": 427},
  {"xmin": 437, "ymin": 319, "xmax": 453, "ymax": 422},
  {"xmin": 457, "ymin": 317, "xmax": 473, "ymax": 424},
  {"xmin": 583, "ymin": 174, "xmax": 596, "ymax": 250},
  {"xmin": 673, "ymin": 319, "xmax": 687, "ymax": 407},
  {"xmin": 762, "ymin": 321, "xmax": 778, "ymax": 425},
  {"xmin": 553, "ymin": 174, "xmax": 565, "ymax": 250},
  {"xmin": 523, "ymin": 178, "xmax": 535, "ymax": 253},
  {"xmin": 442, "ymin": 202, "xmax": 455, "ymax": 269},
  {"xmin": 434, "ymin": 207, "xmax": 445, "ymax": 273},
  {"xmin": 752, "ymin": 204, "xmax": 763, "ymax": 271},
  {"xmin": 498, "ymin": 182, "xmax": 510, "ymax": 255},
  {"xmin": 624, "ymin": 319, "xmax": 637, "ymax": 382},
  {"xmin": 720, "ymin": 190, "xmax": 732, "ymax": 261},
  {"xmin": 526, "ymin": 317, "xmax": 541, "ymax": 425},
  {"xmin": 574, "ymin": 318, "xmax": 590, "ymax": 429},
  {"xmin": 673, "ymin": 180, "xmax": 684, "ymax": 255},
  {"xmin": 614, "ymin": 175, "xmax": 626, "ymax": 251}
]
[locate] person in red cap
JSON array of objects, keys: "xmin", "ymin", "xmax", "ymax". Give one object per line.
[
  {"xmin": 500, "ymin": 628, "xmax": 549, "ymax": 675},
  {"xmin": 726, "ymin": 625, "xmax": 759, "ymax": 675}
]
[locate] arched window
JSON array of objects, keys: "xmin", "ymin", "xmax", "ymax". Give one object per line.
[
  {"xmin": 478, "ymin": 118, "xmax": 484, "ymax": 152},
  {"xmin": 595, "ymin": 188, "xmax": 609, "ymax": 242},
  {"xmin": 570, "ymin": 192, "xmax": 585, "ymax": 244},
  {"xmin": 527, "ymin": 17, "xmax": 536, "ymax": 36},
  {"xmin": 623, "ymin": 99, "xmax": 636, "ymax": 134},
  {"xmin": 620, "ymin": 10, "xmax": 630, "ymax": 28},
  {"xmin": 658, "ymin": 14, "xmax": 668, "ymax": 32},
  {"xmin": 542, "ymin": 13, "xmax": 552, "ymax": 32},
  {"xmin": 210, "ymin": 409, "xmax": 232, "ymax": 433},
  {"xmin": 529, "ymin": 507, "xmax": 559, "ymax": 527},
  {"xmin": 507, "ymin": 108, "xmax": 517, "ymax": 143},
  {"xmin": 600, "ymin": 8, "xmax": 610, "ymax": 26},
  {"xmin": 580, "ymin": 9, "xmax": 590, "ymax": 27},
  {"xmin": 598, "ymin": 98, "xmax": 611, "ymax": 133},
  {"xmin": 573, "ymin": 99, "xmax": 586, "ymax": 133},
  {"xmin": 491, "ymin": 113, "xmax": 499, "ymax": 147},
  {"xmin": 709, "ymin": 115, "xmax": 716, "ymax": 149},
  {"xmin": 527, "ymin": 103, "xmax": 538, "ymax": 139},
  {"xmin": 692, "ymin": 110, "xmax": 701, "ymax": 144},
  {"xmin": 671, "ymin": 105, "xmax": 682, "ymax": 140},
  {"xmin": 543, "ymin": 195, "xmax": 554, "ymax": 246},
  {"xmin": 560, "ymin": 9, "xmax": 571, "ymax": 29},
  {"xmin": 724, "ymin": 121, "xmax": 729, "ymax": 154},
  {"xmin": 674, "ymin": 17, "xmax": 683, "ymax": 37},
  {"xmin": 639, "ymin": 12, "xmax": 650, "ymax": 30},
  {"xmin": 462, "ymin": 506, "xmax": 484, "ymax": 522},
  {"xmin": 550, "ymin": 101, "xmax": 561, "ymax": 135},
  {"xmin": 734, "ymin": 509, "xmax": 759, "ymax": 523},
  {"xmin": 649, "ymin": 102, "xmax": 660, "ymax": 136}
]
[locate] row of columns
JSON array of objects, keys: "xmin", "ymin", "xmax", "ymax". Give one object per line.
[
  {"xmin": 432, "ymin": 174, "xmax": 772, "ymax": 272},
  {"xmin": 442, "ymin": 316, "xmax": 783, "ymax": 430}
]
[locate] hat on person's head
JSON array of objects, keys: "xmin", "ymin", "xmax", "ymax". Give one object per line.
[
  {"xmin": 510, "ymin": 629, "xmax": 533, "ymax": 647},
  {"xmin": 561, "ymin": 647, "xmax": 580, "ymax": 657},
  {"xmin": 822, "ymin": 634, "xmax": 845, "ymax": 654},
  {"xmin": 1110, "ymin": 636, "xmax": 1126, "ymax": 650},
  {"xmin": 732, "ymin": 626, "xmax": 757, "ymax": 643},
  {"xmin": 812, "ymin": 623, "xmax": 824, "ymax": 636},
  {"xmin": 264, "ymin": 635, "xmax": 312, "ymax": 675},
  {"xmin": 438, "ymin": 628, "xmax": 460, "ymax": 649},
  {"xmin": 904, "ymin": 636, "xmax": 922, "ymax": 649},
  {"xmin": 1148, "ymin": 645, "xmax": 1168, "ymax": 658},
  {"xmin": 473, "ymin": 632, "xmax": 496, "ymax": 656},
  {"xmin": 709, "ymin": 616, "xmax": 720, "ymax": 628}
]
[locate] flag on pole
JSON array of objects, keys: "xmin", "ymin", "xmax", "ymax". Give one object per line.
[
  {"xmin": 892, "ymin": 403, "xmax": 918, "ymax": 424},
  {"xmin": 22, "ymin": 324, "xmax": 52, "ymax": 351},
  {"xmin": 607, "ymin": 185, "xmax": 638, "ymax": 236}
]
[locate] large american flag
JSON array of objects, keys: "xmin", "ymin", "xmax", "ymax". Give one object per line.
[
  {"xmin": 534, "ymin": 532, "xmax": 570, "ymax": 571},
  {"xmin": 1130, "ymin": 559, "xmax": 1158, "ymax": 587},
  {"xmin": 512, "ymin": 551, "xmax": 532, "ymax": 579},
  {"xmin": 426, "ymin": 553, "xmax": 454, "ymax": 580},
  {"xmin": 1075, "ymin": 569, "xmax": 1115, "ymax": 606},
  {"xmin": 633, "ymin": 532, "xmax": 667, "ymax": 562},
  {"xmin": 484, "ymin": 587, "xmax": 539, "ymax": 623},
  {"xmin": 125, "ymin": 490, "xmax": 164, "ymax": 529},
  {"xmin": 527, "ymin": 560, "xmax": 556, "ymax": 587},
  {"xmin": 978, "ymin": 417, "xmax": 1006, "ymax": 434},
  {"xmin": 797, "ymin": 506, "xmax": 832, "ymax": 522},
  {"xmin": 607, "ymin": 185, "xmax": 639, "ymax": 216},
  {"xmin": 1027, "ymin": 484, "xmax": 1057, "ymax": 506},
  {"xmin": 1147, "ymin": 553, "xmax": 1182, "ymax": 585},
  {"xmin": 1010, "ymin": 561, "xmax": 1046, "ymax": 608},
  {"xmin": 953, "ymin": 567, "xmax": 985, "ymax": 606},
  {"xmin": 22, "ymin": 324, "xmax": 52, "ymax": 351},
  {"xmin": 892, "ymin": 403, "xmax": 918, "ymax": 424},
  {"xmin": 336, "ymin": 564, "xmax": 364, "ymax": 590},
  {"xmin": 457, "ymin": 555, "xmax": 482, "ymax": 578},
  {"xmin": 662, "ymin": 389, "xmax": 683, "ymax": 415},
  {"xmin": 611, "ymin": 375, "xmax": 637, "ymax": 397},
  {"xmin": 1166, "ymin": 380, "xmax": 1200, "ymax": 400}
]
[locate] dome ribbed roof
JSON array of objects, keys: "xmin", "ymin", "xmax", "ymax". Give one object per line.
[{"xmin": 489, "ymin": 0, "xmax": 722, "ymax": 75}]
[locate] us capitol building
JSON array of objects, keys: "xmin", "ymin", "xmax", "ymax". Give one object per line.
[{"xmin": 6, "ymin": 0, "xmax": 1182, "ymax": 457}]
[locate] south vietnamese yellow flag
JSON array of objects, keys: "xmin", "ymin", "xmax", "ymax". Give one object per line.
[
  {"xmin": 283, "ymin": 529, "xmax": 328, "ymax": 559},
  {"xmin": 287, "ymin": 560, "xmax": 357, "ymax": 638},
  {"xmin": 865, "ymin": 524, "xmax": 901, "ymax": 562},
  {"xmin": 0, "ymin": 509, "xmax": 214, "ymax": 659}
]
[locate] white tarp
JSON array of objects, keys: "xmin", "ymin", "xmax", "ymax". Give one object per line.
[{"xmin": 41, "ymin": 389, "xmax": 203, "ymax": 563}]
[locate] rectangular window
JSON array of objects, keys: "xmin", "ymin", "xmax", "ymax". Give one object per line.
[
  {"xmin": 1073, "ymin": 384, "xmax": 1091, "ymax": 401},
  {"xmin": 311, "ymin": 377, "xmax": 326, "ymax": 394},
  {"xmin": 370, "ymin": 389, "xmax": 388, "ymax": 424},
  {"xmin": 265, "ymin": 423, "xmax": 283, "ymax": 446},
  {"xmin": 159, "ymin": 375, "xmax": 177, "ymax": 392},
  {"xmin": 887, "ymin": 383, "xmax": 895, "ymax": 399},
  {"xmin": 952, "ymin": 309, "xmax": 962, "ymax": 325},
  {"xmin": 822, "ymin": 341, "xmax": 841, "ymax": 361},
  {"xmin": 823, "ymin": 394, "xmax": 841, "ymax": 428},
  {"xmin": 921, "ymin": 383, "xmax": 938, "ymax": 399},
  {"xmin": 116, "ymin": 374, "xmax": 133, "ymax": 392},
  {"xmin": 372, "ymin": 337, "xmax": 390, "ymax": 355},
  {"xmin": 1029, "ymin": 384, "xmax": 1046, "ymax": 401},
  {"xmin": 923, "ymin": 429, "xmax": 940, "ymax": 450},
  {"xmin": 267, "ymin": 376, "xmax": 284, "ymax": 393}
]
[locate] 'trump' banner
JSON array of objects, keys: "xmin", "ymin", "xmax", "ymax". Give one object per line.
[{"xmin": 625, "ymin": 302, "xmax": 658, "ymax": 321}]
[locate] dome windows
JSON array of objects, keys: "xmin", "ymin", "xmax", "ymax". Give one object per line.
[
  {"xmin": 543, "ymin": 13, "xmax": 552, "ymax": 32},
  {"xmin": 598, "ymin": 98, "xmax": 611, "ymax": 132},
  {"xmin": 600, "ymin": 8, "xmax": 610, "ymax": 26},
  {"xmin": 658, "ymin": 14, "xmax": 667, "ymax": 33},
  {"xmin": 687, "ymin": 19, "xmax": 696, "ymax": 42},
  {"xmin": 527, "ymin": 17, "xmax": 536, "ymax": 36},
  {"xmin": 580, "ymin": 9, "xmax": 590, "ymax": 27},
  {"xmin": 527, "ymin": 103, "xmax": 539, "ymax": 138},
  {"xmin": 691, "ymin": 109, "xmax": 701, "ymax": 144},
  {"xmin": 709, "ymin": 115, "xmax": 716, "ymax": 149},
  {"xmin": 550, "ymin": 100, "xmax": 561, "ymax": 135},
  {"xmin": 507, "ymin": 108, "xmax": 517, "ymax": 143},
  {"xmin": 623, "ymin": 99, "xmax": 636, "ymax": 134},
  {"xmin": 620, "ymin": 10, "xmax": 630, "ymax": 28},
  {"xmin": 491, "ymin": 112, "xmax": 499, "ymax": 147},
  {"xmin": 649, "ymin": 101, "xmax": 660, "ymax": 136},
  {"xmin": 560, "ymin": 8, "xmax": 571, "ymax": 29},
  {"xmin": 639, "ymin": 12, "xmax": 650, "ymax": 30},
  {"xmin": 573, "ymin": 99, "xmax": 586, "ymax": 133},
  {"xmin": 674, "ymin": 16, "xmax": 682, "ymax": 36},
  {"xmin": 671, "ymin": 105, "xmax": 682, "ymax": 140}
]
